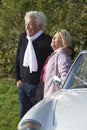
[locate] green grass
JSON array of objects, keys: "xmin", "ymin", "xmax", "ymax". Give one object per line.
[{"xmin": 0, "ymin": 77, "xmax": 19, "ymax": 130}]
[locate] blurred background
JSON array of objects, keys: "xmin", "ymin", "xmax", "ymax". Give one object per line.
[{"xmin": 0, "ymin": 0, "xmax": 87, "ymax": 77}]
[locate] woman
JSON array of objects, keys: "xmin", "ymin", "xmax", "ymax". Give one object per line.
[{"xmin": 43, "ymin": 29, "xmax": 72, "ymax": 98}]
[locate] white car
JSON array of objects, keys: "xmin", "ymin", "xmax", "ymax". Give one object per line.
[{"xmin": 18, "ymin": 50, "xmax": 87, "ymax": 130}]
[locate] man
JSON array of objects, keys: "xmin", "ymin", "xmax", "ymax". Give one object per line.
[{"xmin": 14, "ymin": 11, "xmax": 52, "ymax": 119}]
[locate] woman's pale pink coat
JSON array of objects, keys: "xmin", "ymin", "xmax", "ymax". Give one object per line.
[{"xmin": 44, "ymin": 48, "xmax": 71, "ymax": 98}]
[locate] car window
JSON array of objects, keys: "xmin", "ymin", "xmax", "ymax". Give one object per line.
[{"xmin": 63, "ymin": 53, "xmax": 87, "ymax": 89}]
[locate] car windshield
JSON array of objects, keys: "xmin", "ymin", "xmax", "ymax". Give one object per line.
[{"xmin": 63, "ymin": 52, "xmax": 87, "ymax": 89}]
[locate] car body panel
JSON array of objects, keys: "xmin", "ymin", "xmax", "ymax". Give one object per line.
[{"xmin": 18, "ymin": 89, "xmax": 87, "ymax": 130}]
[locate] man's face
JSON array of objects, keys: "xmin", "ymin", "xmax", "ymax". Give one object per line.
[{"xmin": 25, "ymin": 17, "xmax": 40, "ymax": 37}]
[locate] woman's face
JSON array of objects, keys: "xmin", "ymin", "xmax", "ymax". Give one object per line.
[
  {"xmin": 51, "ymin": 32, "xmax": 63, "ymax": 51},
  {"xmin": 25, "ymin": 17, "xmax": 40, "ymax": 36}
]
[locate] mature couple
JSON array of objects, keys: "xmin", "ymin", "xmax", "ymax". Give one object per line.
[{"xmin": 14, "ymin": 11, "xmax": 74, "ymax": 119}]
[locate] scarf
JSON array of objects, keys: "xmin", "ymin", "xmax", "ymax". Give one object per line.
[{"xmin": 23, "ymin": 30, "xmax": 44, "ymax": 73}]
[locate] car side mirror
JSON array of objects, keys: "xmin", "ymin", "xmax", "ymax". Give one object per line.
[{"xmin": 52, "ymin": 75, "xmax": 62, "ymax": 88}]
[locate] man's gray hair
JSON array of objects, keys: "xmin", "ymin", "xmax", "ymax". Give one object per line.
[{"xmin": 24, "ymin": 11, "xmax": 46, "ymax": 30}]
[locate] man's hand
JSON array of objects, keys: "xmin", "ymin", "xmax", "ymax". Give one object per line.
[
  {"xmin": 16, "ymin": 80, "xmax": 22, "ymax": 87},
  {"xmin": 62, "ymin": 47, "xmax": 73, "ymax": 55}
]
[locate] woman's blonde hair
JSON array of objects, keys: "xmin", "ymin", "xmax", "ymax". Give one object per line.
[{"xmin": 58, "ymin": 29, "xmax": 72, "ymax": 47}]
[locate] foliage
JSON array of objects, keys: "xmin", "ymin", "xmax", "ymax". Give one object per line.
[
  {"xmin": 0, "ymin": 77, "xmax": 19, "ymax": 130},
  {"xmin": 0, "ymin": 0, "xmax": 87, "ymax": 75}
]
